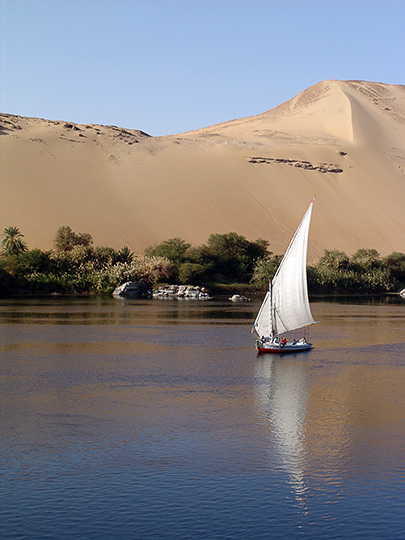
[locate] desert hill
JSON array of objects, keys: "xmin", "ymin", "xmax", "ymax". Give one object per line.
[{"xmin": 1, "ymin": 80, "xmax": 404, "ymax": 260}]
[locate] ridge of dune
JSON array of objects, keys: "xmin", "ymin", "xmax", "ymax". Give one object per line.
[
  {"xmin": 177, "ymin": 80, "xmax": 405, "ymax": 150},
  {"xmin": 1, "ymin": 80, "xmax": 404, "ymax": 260},
  {"xmin": 0, "ymin": 113, "xmax": 151, "ymax": 143},
  {"xmin": 180, "ymin": 80, "xmax": 354, "ymax": 143}
]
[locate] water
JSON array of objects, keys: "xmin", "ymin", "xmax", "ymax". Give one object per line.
[{"xmin": 1, "ymin": 296, "xmax": 404, "ymax": 539}]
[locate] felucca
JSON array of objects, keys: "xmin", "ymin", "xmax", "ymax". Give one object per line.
[{"xmin": 253, "ymin": 198, "xmax": 316, "ymax": 354}]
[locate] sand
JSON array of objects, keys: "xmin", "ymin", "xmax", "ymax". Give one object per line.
[{"xmin": 1, "ymin": 80, "xmax": 404, "ymax": 260}]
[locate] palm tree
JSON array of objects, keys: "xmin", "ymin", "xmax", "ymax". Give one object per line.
[
  {"xmin": 118, "ymin": 245, "xmax": 134, "ymax": 263},
  {"xmin": 1, "ymin": 226, "xmax": 28, "ymax": 255}
]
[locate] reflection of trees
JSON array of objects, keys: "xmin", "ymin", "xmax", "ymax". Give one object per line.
[{"xmin": 254, "ymin": 357, "xmax": 310, "ymax": 510}]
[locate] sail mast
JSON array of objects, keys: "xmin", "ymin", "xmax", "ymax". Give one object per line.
[{"xmin": 269, "ymin": 280, "xmax": 274, "ymax": 340}]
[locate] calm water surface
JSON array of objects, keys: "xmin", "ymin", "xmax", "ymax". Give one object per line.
[{"xmin": 1, "ymin": 296, "xmax": 404, "ymax": 539}]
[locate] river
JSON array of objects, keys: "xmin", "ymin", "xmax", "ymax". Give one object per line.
[{"xmin": 1, "ymin": 296, "xmax": 404, "ymax": 539}]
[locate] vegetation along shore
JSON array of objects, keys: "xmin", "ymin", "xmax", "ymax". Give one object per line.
[{"xmin": 1, "ymin": 226, "xmax": 404, "ymax": 298}]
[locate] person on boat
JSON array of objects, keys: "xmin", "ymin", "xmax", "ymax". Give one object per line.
[
  {"xmin": 292, "ymin": 339, "xmax": 297, "ymax": 345},
  {"xmin": 273, "ymin": 336, "xmax": 279, "ymax": 345},
  {"xmin": 281, "ymin": 337, "xmax": 287, "ymax": 348}
]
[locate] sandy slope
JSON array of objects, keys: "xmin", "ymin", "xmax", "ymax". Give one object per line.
[{"xmin": 1, "ymin": 80, "xmax": 404, "ymax": 260}]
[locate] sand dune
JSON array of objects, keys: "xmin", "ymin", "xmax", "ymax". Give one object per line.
[{"xmin": 1, "ymin": 80, "xmax": 404, "ymax": 260}]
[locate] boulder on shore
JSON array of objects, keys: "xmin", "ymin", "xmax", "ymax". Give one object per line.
[
  {"xmin": 113, "ymin": 281, "xmax": 151, "ymax": 298},
  {"xmin": 153, "ymin": 284, "xmax": 212, "ymax": 300},
  {"xmin": 229, "ymin": 294, "xmax": 250, "ymax": 302}
]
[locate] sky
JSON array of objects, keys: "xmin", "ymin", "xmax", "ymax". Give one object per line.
[{"xmin": 1, "ymin": 0, "xmax": 404, "ymax": 136}]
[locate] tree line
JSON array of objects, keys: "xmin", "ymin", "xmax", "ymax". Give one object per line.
[{"xmin": 1, "ymin": 226, "xmax": 404, "ymax": 296}]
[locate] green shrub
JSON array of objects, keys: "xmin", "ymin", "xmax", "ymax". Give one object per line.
[
  {"xmin": 383, "ymin": 252, "xmax": 405, "ymax": 286},
  {"xmin": 309, "ymin": 248, "xmax": 394, "ymax": 293},
  {"xmin": 204, "ymin": 232, "xmax": 269, "ymax": 283},
  {"xmin": 145, "ymin": 237, "xmax": 190, "ymax": 262},
  {"xmin": 350, "ymin": 248, "xmax": 381, "ymax": 271},
  {"xmin": 250, "ymin": 255, "xmax": 282, "ymax": 289},
  {"xmin": 178, "ymin": 262, "xmax": 207, "ymax": 284},
  {"xmin": 54, "ymin": 226, "xmax": 93, "ymax": 252}
]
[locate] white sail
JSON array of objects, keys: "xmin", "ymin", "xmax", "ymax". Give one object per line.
[
  {"xmin": 253, "ymin": 290, "xmax": 271, "ymax": 337},
  {"xmin": 254, "ymin": 199, "xmax": 315, "ymax": 338}
]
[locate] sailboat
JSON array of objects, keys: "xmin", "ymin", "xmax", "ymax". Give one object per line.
[{"xmin": 253, "ymin": 198, "xmax": 316, "ymax": 354}]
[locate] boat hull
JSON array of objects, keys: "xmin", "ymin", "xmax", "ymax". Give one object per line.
[{"xmin": 256, "ymin": 342, "xmax": 313, "ymax": 355}]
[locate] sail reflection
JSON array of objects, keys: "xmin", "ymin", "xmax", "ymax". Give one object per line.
[{"xmin": 254, "ymin": 357, "xmax": 310, "ymax": 510}]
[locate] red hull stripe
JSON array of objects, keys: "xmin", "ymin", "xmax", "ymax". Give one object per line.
[{"xmin": 257, "ymin": 346, "xmax": 312, "ymax": 355}]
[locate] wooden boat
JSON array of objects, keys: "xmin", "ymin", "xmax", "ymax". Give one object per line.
[{"xmin": 253, "ymin": 198, "xmax": 317, "ymax": 354}]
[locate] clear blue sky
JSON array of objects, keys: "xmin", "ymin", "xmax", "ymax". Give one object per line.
[{"xmin": 1, "ymin": 0, "xmax": 403, "ymax": 136}]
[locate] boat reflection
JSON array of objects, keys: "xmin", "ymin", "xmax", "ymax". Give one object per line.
[{"xmin": 254, "ymin": 356, "xmax": 310, "ymax": 511}]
